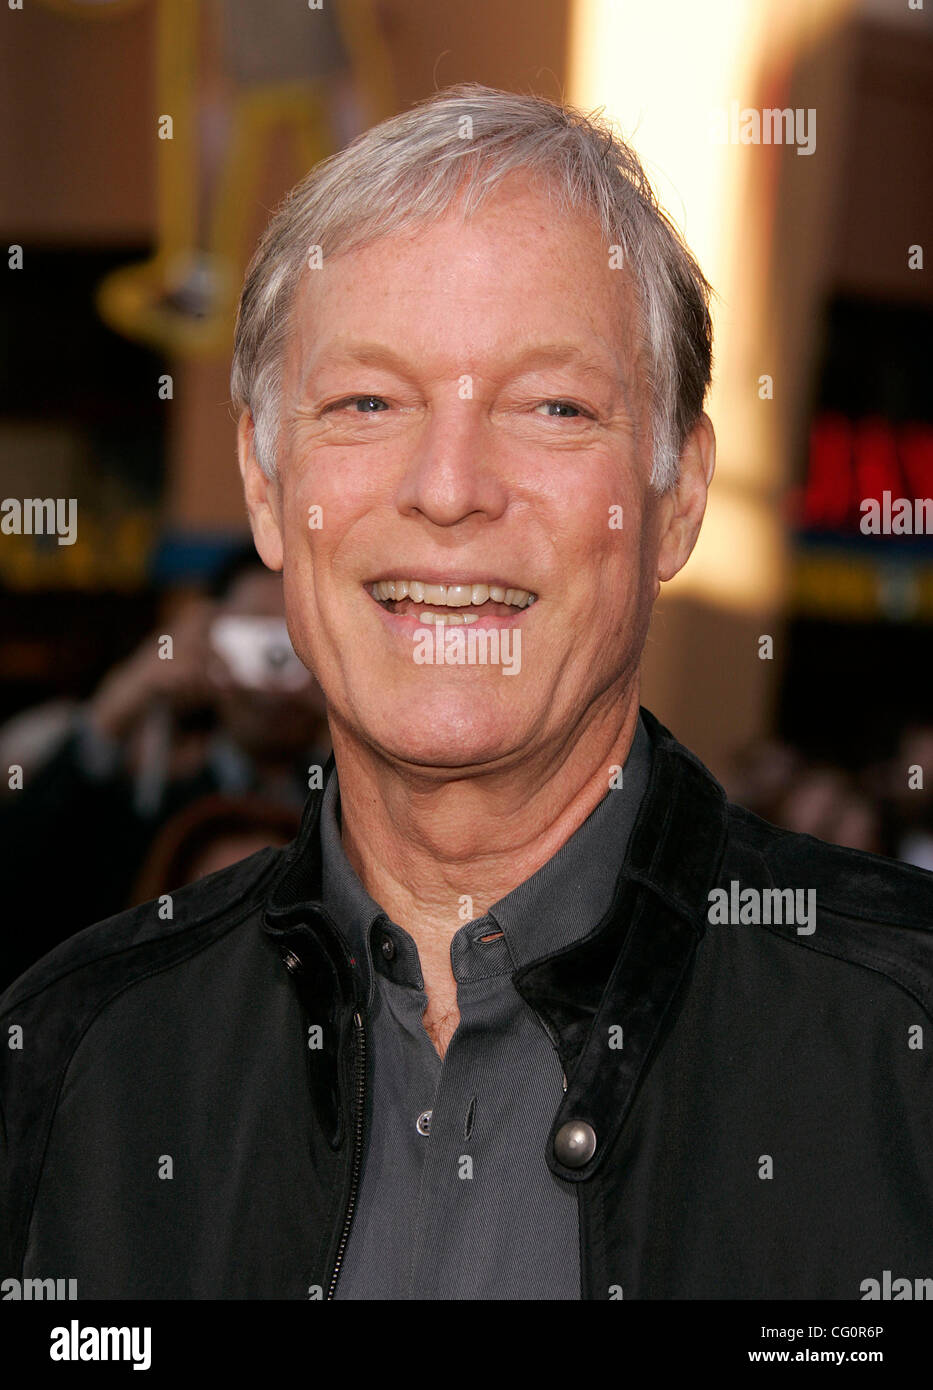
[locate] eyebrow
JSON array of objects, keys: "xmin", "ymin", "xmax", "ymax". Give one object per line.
[{"xmin": 301, "ymin": 341, "xmax": 626, "ymax": 390}]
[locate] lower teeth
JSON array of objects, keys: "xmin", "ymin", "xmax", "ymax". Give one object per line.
[
  {"xmin": 383, "ymin": 604, "xmax": 519, "ymax": 625},
  {"xmin": 414, "ymin": 611, "xmax": 479, "ymax": 625}
]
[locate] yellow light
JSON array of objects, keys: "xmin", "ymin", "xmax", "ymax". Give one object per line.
[{"xmin": 568, "ymin": 0, "xmax": 855, "ymax": 614}]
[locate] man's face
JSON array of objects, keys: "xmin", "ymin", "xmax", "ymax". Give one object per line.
[{"xmin": 242, "ymin": 176, "xmax": 697, "ymax": 774}]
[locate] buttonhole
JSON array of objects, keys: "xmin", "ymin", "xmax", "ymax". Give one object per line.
[{"xmin": 464, "ymin": 1095, "xmax": 476, "ymax": 1141}]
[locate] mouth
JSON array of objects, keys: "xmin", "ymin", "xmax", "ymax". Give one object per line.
[{"xmin": 365, "ymin": 578, "xmax": 537, "ymax": 626}]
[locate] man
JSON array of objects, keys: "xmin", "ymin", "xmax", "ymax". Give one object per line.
[{"xmin": 2, "ymin": 85, "xmax": 931, "ymax": 1301}]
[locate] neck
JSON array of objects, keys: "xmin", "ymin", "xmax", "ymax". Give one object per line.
[{"xmin": 329, "ymin": 686, "xmax": 642, "ymax": 943}]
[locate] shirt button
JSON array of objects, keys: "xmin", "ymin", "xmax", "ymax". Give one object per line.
[
  {"xmin": 380, "ymin": 934, "xmax": 396, "ymax": 961},
  {"xmin": 416, "ymin": 1110, "xmax": 432, "ymax": 1136},
  {"xmin": 553, "ymin": 1120, "xmax": 597, "ymax": 1168}
]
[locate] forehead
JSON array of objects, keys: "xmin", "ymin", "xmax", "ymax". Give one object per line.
[{"xmin": 284, "ymin": 178, "xmax": 643, "ymax": 388}]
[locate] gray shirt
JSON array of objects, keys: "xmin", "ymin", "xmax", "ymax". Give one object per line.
[{"xmin": 322, "ymin": 715, "xmax": 652, "ymax": 1299}]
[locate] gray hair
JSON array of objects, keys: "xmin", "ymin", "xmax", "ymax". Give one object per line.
[{"xmin": 230, "ymin": 84, "xmax": 713, "ymax": 492}]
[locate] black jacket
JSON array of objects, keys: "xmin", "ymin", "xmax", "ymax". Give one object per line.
[{"xmin": 2, "ymin": 708, "xmax": 932, "ymax": 1299}]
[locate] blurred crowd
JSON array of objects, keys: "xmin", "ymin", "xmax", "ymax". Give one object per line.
[
  {"xmin": 722, "ymin": 729, "xmax": 933, "ymax": 870},
  {"xmin": 1, "ymin": 549, "xmax": 930, "ymax": 991},
  {"xmin": 0, "ymin": 547, "xmax": 330, "ymax": 988}
]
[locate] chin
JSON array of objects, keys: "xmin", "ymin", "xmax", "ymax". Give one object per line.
[{"xmin": 360, "ymin": 691, "xmax": 529, "ymax": 772}]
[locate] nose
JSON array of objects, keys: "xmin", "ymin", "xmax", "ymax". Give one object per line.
[{"xmin": 394, "ymin": 397, "xmax": 509, "ymax": 529}]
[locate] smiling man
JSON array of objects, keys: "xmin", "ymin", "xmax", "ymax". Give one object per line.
[{"xmin": 2, "ymin": 86, "xmax": 932, "ymax": 1302}]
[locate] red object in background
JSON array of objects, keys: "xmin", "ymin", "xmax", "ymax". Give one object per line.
[
  {"xmin": 800, "ymin": 414, "xmax": 932, "ymax": 532},
  {"xmin": 854, "ymin": 416, "xmax": 902, "ymax": 516},
  {"xmin": 801, "ymin": 413, "xmax": 854, "ymax": 528},
  {"xmin": 899, "ymin": 424, "xmax": 933, "ymax": 499}
]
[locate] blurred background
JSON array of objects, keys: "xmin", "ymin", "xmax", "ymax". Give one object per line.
[{"xmin": 0, "ymin": 0, "xmax": 931, "ymax": 985}]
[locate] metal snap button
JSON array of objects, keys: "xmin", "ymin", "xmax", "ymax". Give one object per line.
[{"xmin": 553, "ymin": 1119, "xmax": 597, "ymax": 1168}]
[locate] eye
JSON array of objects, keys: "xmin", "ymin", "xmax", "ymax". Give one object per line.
[
  {"xmin": 327, "ymin": 395, "xmax": 390, "ymax": 413},
  {"xmin": 534, "ymin": 400, "xmax": 588, "ymax": 419}
]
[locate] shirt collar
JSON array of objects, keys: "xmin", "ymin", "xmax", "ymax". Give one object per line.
[{"xmin": 318, "ymin": 715, "xmax": 653, "ymax": 1000}]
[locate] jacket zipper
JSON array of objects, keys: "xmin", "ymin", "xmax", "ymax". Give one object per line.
[{"xmin": 326, "ymin": 1008, "xmax": 366, "ymax": 1299}]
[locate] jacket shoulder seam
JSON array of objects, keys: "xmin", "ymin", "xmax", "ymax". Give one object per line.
[
  {"xmin": 756, "ymin": 919, "xmax": 933, "ymax": 1026},
  {"xmin": 728, "ymin": 837, "xmax": 933, "ymax": 1020}
]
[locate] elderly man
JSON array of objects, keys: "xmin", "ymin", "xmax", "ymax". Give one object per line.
[{"xmin": 2, "ymin": 86, "xmax": 931, "ymax": 1302}]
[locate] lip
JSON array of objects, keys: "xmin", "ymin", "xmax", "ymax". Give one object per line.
[{"xmin": 364, "ymin": 585, "xmax": 536, "ymax": 634}]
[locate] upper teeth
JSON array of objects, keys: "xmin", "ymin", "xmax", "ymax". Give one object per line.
[{"xmin": 371, "ymin": 580, "xmax": 536, "ymax": 608}]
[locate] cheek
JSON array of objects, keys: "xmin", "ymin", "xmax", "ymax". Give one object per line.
[
  {"xmin": 284, "ymin": 451, "xmax": 389, "ymax": 561},
  {"xmin": 273, "ymin": 481, "xmax": 327, "ymax": 653},
  {"xmin": 579, "ymin": 504, "xmax": 656, "ymax": 659},
  {"xmin": 562, "ymin": 474, "xmax": 646, "ymax": 581},
  {"xmin": 278, "ymin": 465, "xmax": 348, "ymax": 591},
  {"xmin": 284, "ymin": 464, "xmax": 330, "ymax": 541}
]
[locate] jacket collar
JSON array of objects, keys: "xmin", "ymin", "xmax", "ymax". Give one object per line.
[{"xmin": 262, "ymin": 708, "xmax": 729, "ymax": 1174}]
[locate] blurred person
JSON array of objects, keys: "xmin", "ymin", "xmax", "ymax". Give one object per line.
[
  {"xmin": 721, "ymin": 735, "xmax": 804, "ymax": 819},
  {"xmin": 869, "ymin": 724, "xmax": 933, "ymax": 871},
  {"xmin": 724, "ymin": 741, "xmax": 885, "ymax": 854},
  {"xmin": 774, "ymin": 765, "xmax": 883, "ymax": 854},
  {"xmin": 0, "ymin": 547, "xmax": 329, "ymax": 986},
  {"xmin": 88, "ymin": 547, "xmax": 330, "ymax": 809},
  {"xmin": 0, "ymin": 698, "xmax": 79, "ymax": 797},
  {"xmin": 2, "ymin": 87, "xmax": 932, "ymax": 1302},
  {"xmin": 130, "ymin": 793, "xmax": 302, "ymax": 903}
]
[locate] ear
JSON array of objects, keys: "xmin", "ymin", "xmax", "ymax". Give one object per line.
[
  {"xmin": 655, "ymin": 413, "xmax": 716, "ymax": 586},
  {"xmin": 237, "ymin": 410, "xmax": 284, "ymax": 572}
]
